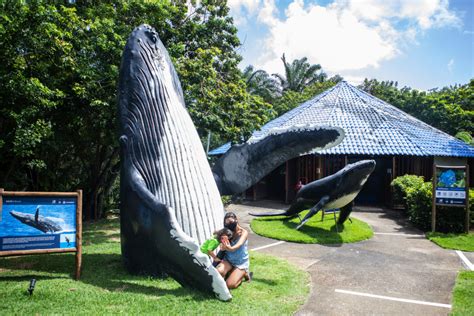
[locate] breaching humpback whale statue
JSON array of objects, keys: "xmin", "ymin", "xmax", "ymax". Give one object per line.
[
  {"xmin": 118, "ymin": 24, "xmax": 344, "ymax": 300},
  {"xmin": 250, "ymin": 160, "xmax": 376, "ymax": 229}
]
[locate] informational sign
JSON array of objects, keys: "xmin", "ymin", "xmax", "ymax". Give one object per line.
[
  {"xmin": 0, "ymin": 189, "xmax": 82, "ymax": 279},
  {"xmin": 435, "ymin": 167, "xmax": 467, "ymax": 206},
  {"xmin": 432, "ymin": 165, "xmax": 469, "ymax": 233},
  {"xmin": 0, "ymin": 196, "xmax": 77, "ymax": 251}
]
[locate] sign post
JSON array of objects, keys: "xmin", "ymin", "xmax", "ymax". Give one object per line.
[
  {"xmin": 432, "ymin": 165, "xmax": 470, "ymax": 233},
  {"xmin": 0, "ymin": 189, "xmax": 82, "ymax": 279}
]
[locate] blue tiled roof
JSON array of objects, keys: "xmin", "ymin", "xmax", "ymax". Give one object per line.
[{"xmin": 209, "ymin": 81, "xmax": 474, "ymax": 157}]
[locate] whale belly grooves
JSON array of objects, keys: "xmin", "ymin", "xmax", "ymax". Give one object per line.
[{"xmin": 119, "ymin": 24, "xmax": 230, "ymax": 300}]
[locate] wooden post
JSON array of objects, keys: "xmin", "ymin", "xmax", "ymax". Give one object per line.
[
  {"xmin": 318, "ymin": 156, "xmax": 322, "ymax": 179},
  {"xmin": 431, "ymin": 164, "xmax": 437, "ymax": 232},
  {"xmin": 0, "ymin": 188, "xmax": 3, "ymax": 221},
  {"xmin": 285, "ymin": 161, "xmax": 289, "ymax": 204},
  {"xmin": 465, "ymin": 165, "xmax": 470, "ymax": 233},
  {"xmin": 392, "ymin": 157, "xmax": 396, "ymax": 180},
  {"xmin": 75, "ymin": 190, "xmax": 83, "ymax": 280}
]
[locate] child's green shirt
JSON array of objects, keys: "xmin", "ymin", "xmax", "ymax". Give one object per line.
[{"xmin": 200, "ymin": 238, "xmax": 219, "ymax": 254}]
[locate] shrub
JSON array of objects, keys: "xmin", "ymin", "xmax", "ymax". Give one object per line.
[
  {"xmin": 405, "ymin": 181, "xmax": 433, "ymax": 231},
  {"xmin": 391, "ymin": 175, "xmax": 425, "ymax": 208},
  {"xmin": 392, "ymin": 175, "xmax": 472, "ymax": 233}
]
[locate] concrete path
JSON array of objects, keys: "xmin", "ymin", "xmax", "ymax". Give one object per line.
[{"xmin": 227, "ymin": 201, "xmax": 470, "ymax": 315}]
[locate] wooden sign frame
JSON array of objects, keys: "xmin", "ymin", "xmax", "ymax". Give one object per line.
[
  {"xmin": 0, "ymin": 189, "xmax": 82, "ymax": 279},
  {"xmin": 432, "ymin": 165, "xmax": 470, "ymax": 233}
]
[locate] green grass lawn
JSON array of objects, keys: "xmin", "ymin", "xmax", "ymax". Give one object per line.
[
  {"xmin": 251, "ymin": 211, "xmax": 373, "ymax": 244},
  {"xmin": 426, "ymin": 232, "xmax": 474, "ymax": 252},
  {"xmin": 451, "ymin": 271, "xmax": 474, "ymax": 316},
  {"xmin": 0, "ymin": 217, "xmax": 309, "ymax": 315}
]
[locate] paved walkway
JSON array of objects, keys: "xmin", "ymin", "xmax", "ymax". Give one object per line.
[{"xmin": 227, "ymin": 200, "xmax": 471, "ymax": 315}]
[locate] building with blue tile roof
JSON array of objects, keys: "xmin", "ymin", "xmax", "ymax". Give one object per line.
[{"xmin": 210, "ymin": 81, "xmax": 473, "ymax": 205}]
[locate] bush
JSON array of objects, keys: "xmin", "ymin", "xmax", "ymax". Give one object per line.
[
  {"xmin": 391, "ymin": 175, "xmax": 425, "ymax": 208},
  {"xmin": 391, "ymin": 175, "xmax": 473, "ymax": 233}
]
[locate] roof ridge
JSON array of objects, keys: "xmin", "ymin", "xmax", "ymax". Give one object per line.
[{"xmin": 326, "ymin": 82, "xmax": 345, "ymax": 119}]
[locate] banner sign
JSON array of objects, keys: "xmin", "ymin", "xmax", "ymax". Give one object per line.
[
  {"xmin": 0, "ymin": 196, "xmax": 77, "ymax": 251},
  {"xmin": 434, "ymin": 166, "xmax": 467, "ymax": 206},
  {"xmin": 0, "ymin": 189, "xmax": 82, "ymax": 279}
]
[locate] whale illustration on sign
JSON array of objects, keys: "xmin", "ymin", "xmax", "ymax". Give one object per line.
[
  {"xmin": 250, "ymin": 160, "xmax": 376, "ymax": 229},
  {"xmin": 118, "ymin": 24, "xmax": 344, "ymax": 300},
  {"xmin": 10, "ymin": 207, "xmax": 64, "ymax": 233}
]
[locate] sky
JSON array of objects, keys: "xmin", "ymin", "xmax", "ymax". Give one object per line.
[{"xmin": 227, "ymin": 0, "xmax": 474, "ymax": 90}]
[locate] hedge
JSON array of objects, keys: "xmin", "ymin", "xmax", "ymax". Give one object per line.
[{"xmin": 391, "ymin": 175, "xmax": 473, "ymax": 233}]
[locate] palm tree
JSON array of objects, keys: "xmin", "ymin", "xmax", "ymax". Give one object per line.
[
  {"xmin": 242, "ymin": 65, "xmax": 281, "ymax": 103},
  {"xmin": 273, "ymin": 54, "xmax": 327, "ymax": 93}
]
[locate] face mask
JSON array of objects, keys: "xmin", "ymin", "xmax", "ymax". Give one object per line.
[{"xmin": 225, "ymin": 221, "xmax": 237, "ymax": 231}]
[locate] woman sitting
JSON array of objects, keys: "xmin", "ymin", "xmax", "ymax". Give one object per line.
[{"xmin": 216, "ymin": 212, "xmax": 251, "ymax": 289}]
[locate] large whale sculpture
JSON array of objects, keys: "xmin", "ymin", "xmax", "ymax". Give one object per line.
[
  {"xmin": 118, "ymin": 24, "xmax": 344, "ymax": 300},
  {"xmin": 250, "ymin": 160, "xmax": 376, "ymax": 229},
  {"xmin": 10, "ymin": 207, "xmax": 63, "ymax": 233}
]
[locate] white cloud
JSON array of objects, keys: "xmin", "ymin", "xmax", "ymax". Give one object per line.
[
  {"xmin": 228, "ymin": 0, "xmax": 462, "ymax": 75},
  {"xmin": 447, "ymin": 59, "xmax": 454, "ymax": 72},
  {"xmin": 227, "ymin": 0, "xmax": 261, "ymax": 25},
  {"xmin": 257, "ymin": 0, "xmax": 398, "ymax": 73}
]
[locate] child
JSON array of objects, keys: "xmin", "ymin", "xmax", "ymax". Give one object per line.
[{"xmin": 201, "ymin": 228, "xmax": 233, "ymax": 266}]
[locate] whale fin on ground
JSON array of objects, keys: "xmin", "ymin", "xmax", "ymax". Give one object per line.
[{"xmin": 212, "ymin": 125, "xmax": 344, "ymax": 196}]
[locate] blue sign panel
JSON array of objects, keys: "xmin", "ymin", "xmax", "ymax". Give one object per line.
[
  {"xmin": 0, "ymin": 196, "xmax": 76, "ymax": 251},
  {"xmin": 435, "ymin": 167, "xmax": 467, "ymax": 206}
]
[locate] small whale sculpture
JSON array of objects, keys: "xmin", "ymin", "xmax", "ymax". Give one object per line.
[{"xmin": 250, "ymin": 160, "xmax": 376, "ymax": 229}]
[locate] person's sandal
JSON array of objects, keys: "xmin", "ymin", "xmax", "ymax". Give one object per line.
[{"xmin": 245, "ymin": 271, "xmax": 253, "ymax": 282}]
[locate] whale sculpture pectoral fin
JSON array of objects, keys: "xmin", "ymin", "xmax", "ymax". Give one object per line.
[
  {"xmin": 296, "ymin": 196, "xmax": 330, "ymax": 230},
  {"xmin": 213, "ymin": 126, "xmax": 344, "ymax": 195}
]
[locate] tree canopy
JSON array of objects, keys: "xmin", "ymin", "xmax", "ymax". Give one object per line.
[
  {"xmin": 273, "ymin": 54, "xmax": 327, "ymax": 93},
  {"xmin": 0, "ymin": 1, "xmax": 471, "ymax": 220},
  {"xmin": 0, "ymin": 0, "xmax": 272, "ymax": 219}
]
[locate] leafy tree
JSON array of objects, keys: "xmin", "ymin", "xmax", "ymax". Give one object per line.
[
  {"xmin": 242, "ymin": 65, "xmax": 281, "ymax": 103},
  {"xmin": 0, "ymin": 0, "xmax": 271, "ymax": 219},
  {"xmin": 455, "ymin": 131, "xmax": 473, "ymax": 145},
  {"xmin": 273, "ymin": 54, "xmax": 327, "ymax": 93}
]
